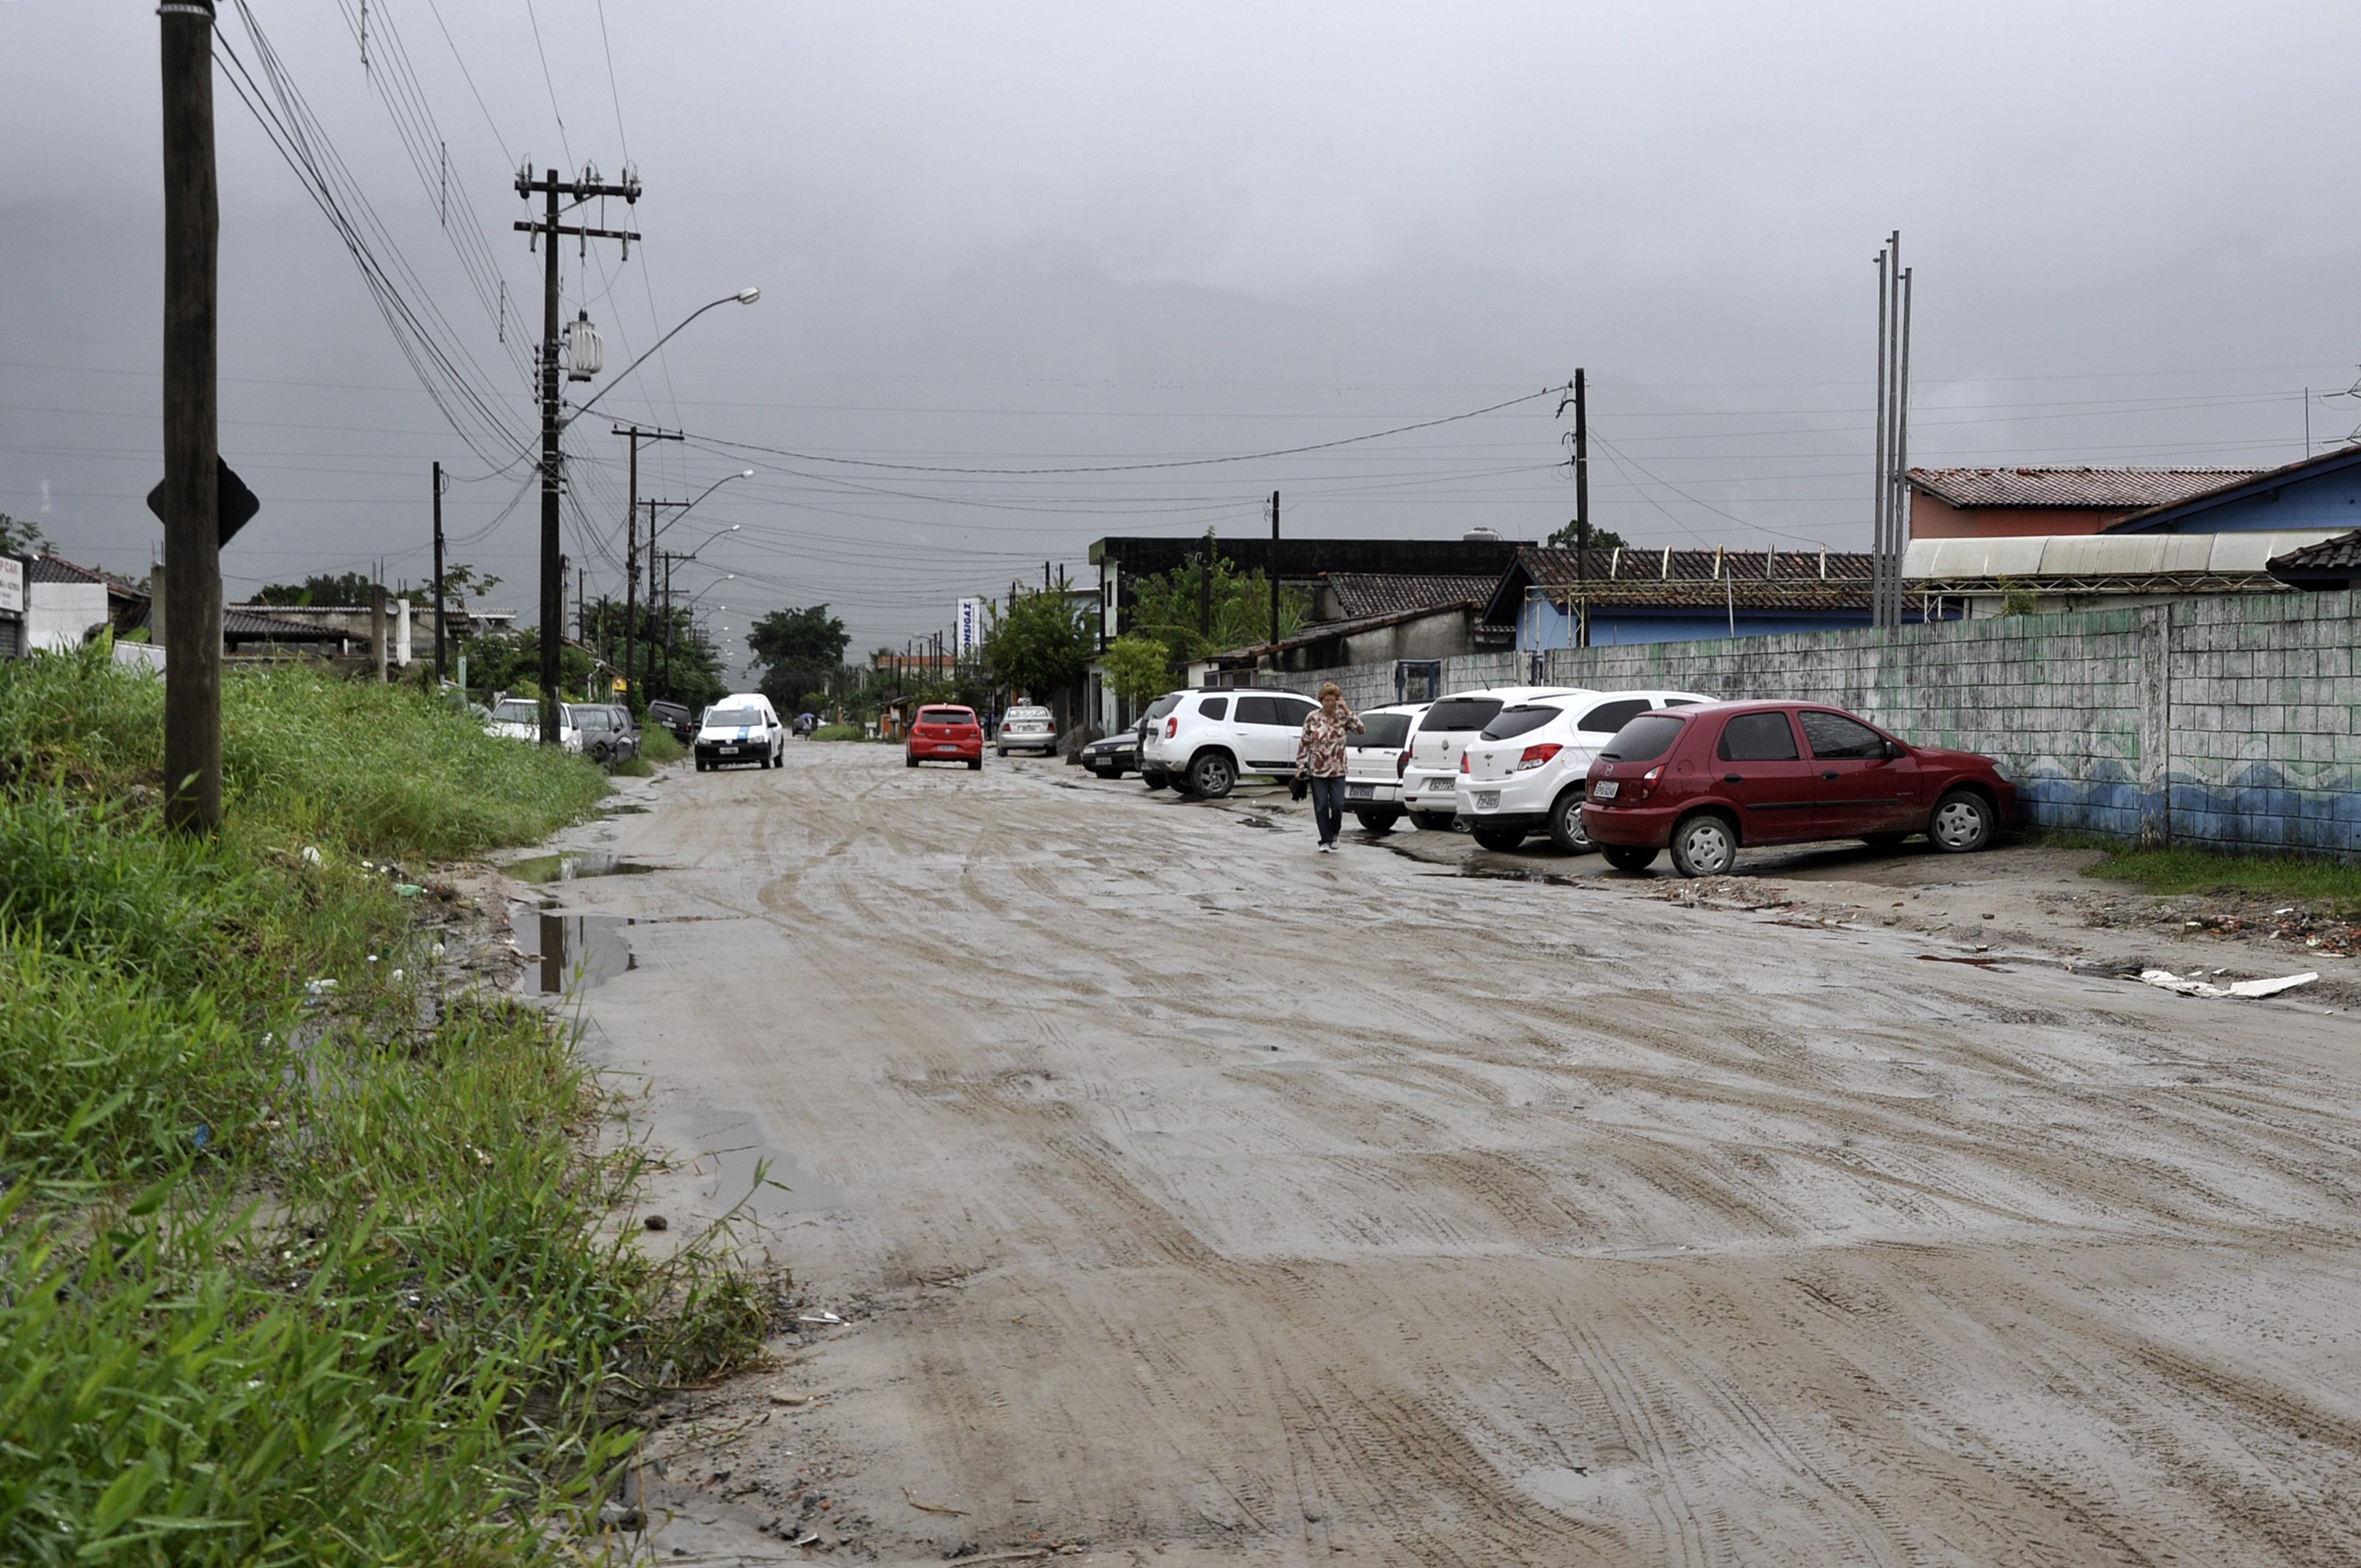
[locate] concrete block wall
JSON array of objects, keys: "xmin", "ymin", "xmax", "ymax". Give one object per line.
[{"xmin": 1288, "ymin": 589, "xmax": 2361, "ymax": 857}]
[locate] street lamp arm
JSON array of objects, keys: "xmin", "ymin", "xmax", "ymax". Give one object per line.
[{"xmin": 564, "ymin": 287, "xmax": 759, "ymax": 425}]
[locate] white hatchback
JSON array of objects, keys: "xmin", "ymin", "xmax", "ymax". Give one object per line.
[
  {"xmin": 1399, "ymin": 687, "xmax": 1596, "ymax": 830},
  {"xmin": 1341, "ymin": 702, "xmax": 1428, "ymax": 832},
  {"xmin": 1457, "ymin": 689, "xmax": 1711, "ymax": 852}
]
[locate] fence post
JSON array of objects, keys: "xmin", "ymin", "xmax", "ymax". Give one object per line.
[{"xmin": 2139, "ymin": 603, "xmax": 2172, "ymax": 846}]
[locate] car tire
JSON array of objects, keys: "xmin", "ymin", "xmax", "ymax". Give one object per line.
[
  {"xmin": 905, "ymin": 755, "xmax": 918, "ymax": 769},
  {"xmin": 694, "ymin": 758, "xmax": 707, "ymax": 773},
  {"xmin": 1600, "ymin": 843, "xmax": 1658, "ymax": 872},
  {"xmin": 1669, "ymin": 812, "xmax": 1739, "ymax": 877},
  {"xmin": 1412, "ymin": 811, "xmax": 1457, "ymax": 832},
  {"xmin": 1471, "ymin": 826, "xmax": 1527, "ymax": 852},
  {"xmin": 968, "ymin": 758, "xmax": 982, "ymax": 771},
  {"xmin": 1142, "ymin": 770, "xmax": 1169, "ymax": 791},
  {"xmin": 1863, "ymin": 832, "xmax": 1910, "ymax": 849},
  {"xmin": 1352, "ymin": 810, "xmax": 1399, "ymax": 833},
  {"xmin": 995, "ymin": 747, "xmax": 1007, "ymax": 758},
  {"xmin": 1546, "ymin": 789, "xmax": 1594, "ymax": 854},
  {"xmin": 1188, "ymin": 752, "xmax": 1236, "ymax": 799},
  {"xmin": 1928, "ymin": 789, "xmax": 1995, "ymax": 854}
]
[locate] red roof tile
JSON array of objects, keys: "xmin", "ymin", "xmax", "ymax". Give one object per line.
[{"xmin": 1909, "ymin": 467, "xmax": 2259, "ymax": 510}]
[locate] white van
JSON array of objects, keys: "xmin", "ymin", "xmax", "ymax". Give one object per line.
[{"xmin": 693, "ymin": 692, "xmax": 786, "ymax": 772}]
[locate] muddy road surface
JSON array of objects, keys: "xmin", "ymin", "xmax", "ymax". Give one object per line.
[{"xmin": 542, "ymin": 747, "xmax": 2361, "ymax": 1566}]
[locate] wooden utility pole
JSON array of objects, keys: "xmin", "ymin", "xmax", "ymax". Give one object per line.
[
  {"xmin": 430, "ymin": 460, "xmax": 447, "ymax": 683},
  {"xmin": 1267, "ymin": 490, "xmax": 1280, "ymax": 647},
  {"xmin": 515, "ymin": 164, "xmax": 639, "ymax": 742},
  {"xmin": 159, "ymin": 0, "xmax": 222, "ymax": 831}
]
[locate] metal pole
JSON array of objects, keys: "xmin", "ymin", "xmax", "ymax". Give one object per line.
[
  {"xmin": 1871, "ymin": 242, "xmax": 1890, "ymax": 630},
  {"xmin": 537, "ymin": 173, "xmax": 562, "ymax": 742},
  {"xmin": 1573, "ymin": 367, "xmax": 1589, "ymax": 650},
  {"xmin": 431, "ymin": 460, "xmax": 447, "ymax": 682},
  {"xmin": 159, "ymin": 0, "xmax": 222, "ymax": 832},
  {"xmin": 1268, "ymin": 490, "xmax": 1280, "ymax": 647},
  {"xmin": 624, "ymin": 444, "xmax": 638, "ymax": 702},
  {"xmin": 1894, "ymin": 263, "xmax": 1914, "ymax": 627}
]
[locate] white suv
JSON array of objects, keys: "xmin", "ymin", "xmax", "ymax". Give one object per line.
[
  {"xmin": 1141, "ymin": 686, "xmax": 1316, "ymax": 799},
  {"xmin": 1457, "ymin": 689, "xmax": 1711, "ymax": 852},
  {"xmin": 1342, "ymin": 702, "xmax": 1428, "ymax": 832},
  {"xmin": 1399, "ymin": 687, "xmax": 1594, "ymax": 830}
]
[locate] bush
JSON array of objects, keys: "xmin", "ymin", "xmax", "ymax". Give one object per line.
[{"xmin": 811, "ymin": 722, "xmax": 863, "ymax": 741}]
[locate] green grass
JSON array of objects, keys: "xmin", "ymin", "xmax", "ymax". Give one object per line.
[
  {"xmin": 0, "ymin": 648, "xmax": 769, "ymax": 1564},
  {"xmin": 638, "ymin": 724, "xmax": 685, "ymax": 764},
  {"xmin": 810, "ymin": 722, "xmax": 863, "ymax": 742},
  {"xmin": 2080, "ymin": 843, "xmax": 2361, "ymax": 907}
]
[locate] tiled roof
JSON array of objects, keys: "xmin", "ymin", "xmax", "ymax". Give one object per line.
[
  {"xmin": 2267, "ymin": 529, "xmax": 2361, "ymax": 582},
  {"xmin": 1208, "ymin": 600, "xmax": 1482, "ymax": 662},
  {"xmin": 222, "ymin": 606, "xmax": 351, "ymax": 642},
  {"xmin": 1491, "ymin": 545, "xmax": 1879, "ymax": 617},
  {"xmin": 1910, "ymin": 467, "xmax": 2259, "ymax": 510},
  {"xmin": 1322, "ymin": 573, "xmax": 1498, "ymax": 620},
  {"xmin": 26, "ymin": 553, "xmax": 148, "ymax": 595}
]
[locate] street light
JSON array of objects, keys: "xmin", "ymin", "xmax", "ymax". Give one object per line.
[{"xmin": 566, "ymin": 290, "xmax": 761, "ymax": 426}]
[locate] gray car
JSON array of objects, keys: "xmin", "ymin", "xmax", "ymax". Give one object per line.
[{"xmin": 996, "ymin": 705, "xmax": 1057, "ymax": 757}]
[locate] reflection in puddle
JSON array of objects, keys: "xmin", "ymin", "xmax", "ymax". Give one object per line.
[
  {"xmin": 678, "ymin": 1103, "xmax": 847, "ymax": 1219},
  {"xmin": 507, "ymin": 850, "xmax": 661, "ymax": 884},
  {"xmin": 514, "ymin": 909, "xmax": 637, "ymax": 993}
]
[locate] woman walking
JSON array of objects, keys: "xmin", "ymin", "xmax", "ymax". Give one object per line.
[{"xmin": 1296, "ymin": 682, "xmax": 1364, "ymax": 852}]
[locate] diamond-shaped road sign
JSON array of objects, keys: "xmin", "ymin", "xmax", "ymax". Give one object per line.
[{"xmin": 146, "ymin": 458, "xmax": 261, "ymax": 547}]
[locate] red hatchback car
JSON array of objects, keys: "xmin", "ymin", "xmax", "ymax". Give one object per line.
[
  {"xmin": 1581, "ymin": 701, "xmax": 2015, "ymax": 876},
  {"xmin": 905, "ymin": 705, "xmax": 984, "ymax": 770}
]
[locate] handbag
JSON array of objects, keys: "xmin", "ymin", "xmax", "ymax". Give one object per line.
[{"xmin": 1288, "ymin": 773, "xmax": 1308, "ymax": 802}]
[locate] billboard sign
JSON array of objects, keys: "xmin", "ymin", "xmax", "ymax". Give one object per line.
[
  {"xmin": 957, "ymin": 596, "xmax": 984, "ymax": 657},
  {"xmin": 0, "ymin": 555, "xmax": 22, "ymax": 616}
]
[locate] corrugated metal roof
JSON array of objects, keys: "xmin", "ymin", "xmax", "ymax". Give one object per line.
[
  {"xmin": 1323, "ymin": 573, "xmax": 1498, "ymax": 619},
  {"xmin": 1904, "ymin": 530, "xmax": 2342, "ymax": 584},
  {"xmin": 1909, "ymin": 467, "xmax": 2258, "ymax": 510}
]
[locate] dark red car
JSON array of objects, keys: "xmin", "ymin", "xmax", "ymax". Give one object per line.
[
  {"xmin": 1581, "ymin": 701, "xmax": 2015, "ymax": 876},
  {"xmin": 905, "ymin": 705, "xmax": 984, "ymax": 770}
]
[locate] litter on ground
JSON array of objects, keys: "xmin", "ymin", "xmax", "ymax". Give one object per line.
[{"xmin": 2139, "ymin": 968, "xmax": 2319, "ymax": 1000}]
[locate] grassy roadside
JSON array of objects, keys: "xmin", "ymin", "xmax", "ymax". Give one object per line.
[
  {"xmin": 2061, "ymin": 835, "xmax": 2361, "ymax": 907},
  {"xmin": 0, "ymin": 650, "xmax": 768, "ymax": 1564}
]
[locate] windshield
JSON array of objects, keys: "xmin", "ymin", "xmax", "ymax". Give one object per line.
[
  {"xmin": 919, "ymin": 708, "xmax": 973, "ymax": 726},
  {"xmin": 1351, "ymin": 713, "xmax": 1413, "ymax": 749},
  {"xmin": 492, "ymin": 700, "xmax": 537, "ymax": 723},
  {"xmin": 1480, "ymin": 705, "xmax": 1561, "ymax": 741},
  {"xmin": 1419, "ymin": 697, "xmax": 1504, "ymax": 733},
  {"xmin": 704, "ymin": 708, "xmax": 767, "ymax": 730},
  {"xmin": 1600, "ymin": 714, "xmax": 1686, "ymax": 762}
]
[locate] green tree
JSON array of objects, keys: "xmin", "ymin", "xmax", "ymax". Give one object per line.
[
  {"xmin": 1126, "ymin": 548, "xmax": 1310, "ymax": 663},
  {"xmin": 252, "ymin": 570, "xmax": 383, "ymax": 606},
  {"xmin": 1545, "ymin": 520, "xmax": 1631, "ymax": 550},
  {"xmin": 1103, "ymin": 632, "xmax": 1175, "ymax": 709},
  {"xmin": 984, "ymin": 588, "xmax": 1096, "ymax": 701},
  {"xmin": 0, "ymin": 512, "xmax": 50, "ymax": 556},
  {"xmin": 746, "ymin": 605, "xmax": 849, "ymax": 712}
]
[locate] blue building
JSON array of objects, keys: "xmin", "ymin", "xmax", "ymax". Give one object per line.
[
  {"xmin": 2103, "ymin": 443, "xmax": 2361, "ymax": 534},
  {"xmin": 1482, "ymin": 545, "xmax": 1946, "ymax": 651}
]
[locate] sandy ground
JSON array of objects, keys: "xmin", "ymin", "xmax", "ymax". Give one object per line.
[{"xmin": 524, "ymin": 746, "xmax": 2361, "ymax": 1567}]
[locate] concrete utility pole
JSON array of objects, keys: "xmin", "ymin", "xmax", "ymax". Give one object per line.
[
  {"xmin": 614, "ymin": 424, "xmax": 681, "ymax": 711},
  {"xmin": 1574, "ymin": 368, "xmax": 1589, "ymax": 649},
  {"xmin": 158, "ymin": 0, "xmax": 222, "ymax": 831},
  {"xmin": 430, "ymin": 460, "xmax": 447, "ymax": 682},
  {"xmin": 515, "ymin": 164, "xmax": 640, "ymax": 743},
  {"xmin": 1268, "ymin": 490, "xmax": 1281, "ymax": 647},
  {"xmin": 1871, "ymin": 231, "xmax": 1913, "ymax": 629}
]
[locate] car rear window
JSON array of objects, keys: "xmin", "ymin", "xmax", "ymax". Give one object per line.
[
  {"xmin": 1420, "ymin": 698, "xmax": 1503, "ymax": 733},
  {"xmin": 493, "ymin": 700, "xmax": 536, "ymax": 722},
  {"xmin": 1577, "ymin": 697, "xmax": 1655, "ymax": 734},
  {"xmin": 1599, "ymin": 714, "xmax": 1686, "ymax": 762},
  {"xmin": 1352, "ymin": 713, "xmax": 1412, "ymax": 749},
  {"xmin": 1145, "ymin": 694, "xmax": 1182, "ymax": 720},
  {"xmin": 1718, "ymin": 711, "xmax": 1801, "ymax": 761},
  {"xmin": 1480, "ymin": 705, "xmax": 1561, "ymax": 741},
  {"xmin": 1006, "ymin": 707, "xmax": 1050, "ymax": 720},
  {"xmin": 576, "ymin": 708, "xmax": 612, "ymax": 729},
  {"xmin": 920, "ymin": 708, "xmax": 973, "ymax": 725}
]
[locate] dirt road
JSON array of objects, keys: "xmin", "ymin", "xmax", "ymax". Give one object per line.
[{"xmin": 542, "ymin": 747, "xmax": 2361, "ymax": 1566}]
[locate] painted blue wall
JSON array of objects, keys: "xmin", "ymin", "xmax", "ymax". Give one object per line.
[
  {"xmin": 1515, "ymin": 598, "xmax": 1935, "ymax": 651},
  {"xmin": 2134, "ymin": 464, "xmax": 2361, "ymax": 532}
]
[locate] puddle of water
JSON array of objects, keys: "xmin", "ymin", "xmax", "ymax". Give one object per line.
[
  {"xmin": 507, "ymin": 850, "xmax": 661, "ymax": 883},
  {"xmin": 677, "ymin": 1103, "xmax": 847, "ymax": 1220},
  {"xmin": 513, "ymin": 908, "xmax": 637, "ymax": 993},
  {"xmin": 601, "ymin": 802, "xmax": 652, "ymax": 816},
  {"xmin": 1234, "ymin": 815, "xmax": 1285, "ymax": 832},
  {"xmin": 1419, "ymin": 865, "xmax": 1581, "ymax": 888}
]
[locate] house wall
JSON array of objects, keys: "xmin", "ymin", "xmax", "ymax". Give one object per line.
[
  {"xmin": 1909, "ymin": 494, "xmax": 2123, "ymax": 538},
  {"xmin": 2131, "ymin": 468, "xmax": 2361, "ymax": 533},
  {"xmin": 1515, "ymin": 595, "xmax": 1882, "ymax": 650},
  {"xmin": 26, "ymin": 581, "xmax": 109, "ymax": 651},
  {"xmin": 1290, "ymin": 589, "xmax": 2361, "ymax": 857}
]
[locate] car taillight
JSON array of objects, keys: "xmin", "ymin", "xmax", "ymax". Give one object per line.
[
  {"xmin": 1397, "ymin": 749, "xmax": 1410, "ymax": 778},
  {"xmin": 1459, "ymin": 751, "xmax": 1470, "ymax": 774},
  {"xmin": 1516, "ymin": 744, "xmax": 1561, "ymax": 772},
  {"xmin": 1164, "ymin": 718, "xmax": 1178, "ymax": 738},
  {"xmin": 1631, "ymin": 763, "xmax": 1664, "ymax": 802}
]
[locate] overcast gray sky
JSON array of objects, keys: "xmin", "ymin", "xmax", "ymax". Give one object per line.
[{"xmin": 6, "ymin": 1, "xmax": 2358, "ymax": 656}]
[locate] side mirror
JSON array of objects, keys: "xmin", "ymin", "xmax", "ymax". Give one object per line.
[{"xmin": 1883, "ymin": 738, "xmax": 1906, "ymax": 760}]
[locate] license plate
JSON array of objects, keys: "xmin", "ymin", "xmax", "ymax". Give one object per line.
[
  {"xmin": 1474, "ymin": 791, "xmax": 1501, "ymax": 810},
  {"xmin": 1592, "ymin": 780, "xmax": 1620, "ymax": 799},
  {"xmin": 719, "ymin": 746, "xmax": 739, "ymax": 754},
  {"xmin": 936, "ymin": 744, "xmax": 957, "ymax": 751},
  {"xmin": 1430, "ymin": 776, "xmax": 1455, "ymax": 791},
  {"xmin": 1346, "ymin": 784, "xmax": 1374, "ymax": 800}
]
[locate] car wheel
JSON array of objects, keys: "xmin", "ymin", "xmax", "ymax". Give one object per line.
[
  {"xmin": 968, "ymin": 758, "xmax": 982, "ymax": 771},
  {"xmin": 1352, "ymin": 810, "xmax": 1399, "ymax": 833},
  {"xmin": 694, "ymin": 758, "xmax": 708, "ymax": 773},
  {"xmin": 1142, "ymin": 769, "xmax": 1169, "ymax": 791},
  {"xmin": 1188, "ymin": 752, "xmax": 1236, "ymax": 799},
  {"xmin": 1669, "ymin": 813, "xmax": 1738, "ymax": 877},
  {"xmin": 1471, "ymin": 826, "xmax": 1527, "ymax": 852},
  {"xmin": 1412, "ymin": 811, "xmax": 1457, "ymax": 832},
  {"xmin": 995, "ymin": 747, "xmax": 1007, "ymax": 758},
  {"xmin": 1600, "ymin": 843, "xmax": 1658, "ymax": 871},
  {"xmin": 904, "ymin": 754, "xmax": 918, "ymax": 769},
  {"xmin": 1928, "ymin": 789, "xmax": 1995, "ymax": 854},
  {"xmin": 1546, "ymin": 789, "xmax": 1594, "ymax": 854}
]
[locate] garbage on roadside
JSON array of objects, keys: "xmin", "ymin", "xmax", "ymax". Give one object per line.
[{"xmin": 2139, "ymin": 968, "xmax": 2318, "ymax": 1001}]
